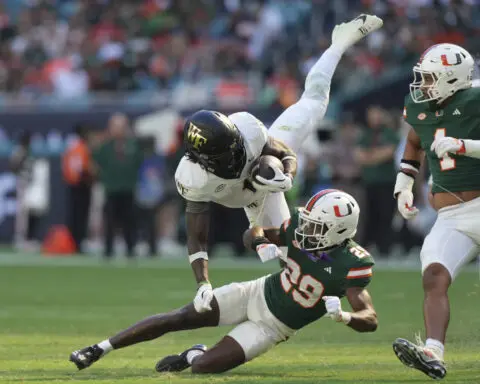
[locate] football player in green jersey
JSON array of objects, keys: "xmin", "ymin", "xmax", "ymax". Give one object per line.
[
  {"xmin": 70, "ymin": 190, "xmax": 377, "ymax": 375},
  {"xmin": 392, "ymin": 43, "xmax": 480, "ymax": 380}
]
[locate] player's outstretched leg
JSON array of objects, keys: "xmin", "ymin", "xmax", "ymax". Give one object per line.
[
  {"xmin": 155, "ymin": 335, "xmax": 246, "ymax": 374},
  {"xmin": 268, "ymin": 14, "xmax": 383, "ymax": 153},
  {"xmin": 69, "ymin": 301, "xmax": 219, "ymax": 370},
  {"xmin": 393, "ymin": 263, "xmax": 450, "ymax": 380}
]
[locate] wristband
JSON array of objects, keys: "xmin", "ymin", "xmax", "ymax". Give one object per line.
[
  {"xmin": 400, "ymin": 158, "xmax": 420, "ymax": 170},
  {"xmin": 189, "ymin": 251, "xmax": 208, "ymax": 264},
  {"xmin": 251, "ymin": 236, "xmax": 271, "ymax": 251},
  {"xmin": 197, "ymin": 280, "xmax": 211, "ymax": 287},
  {"xmin": 393, "ymin": 171, "xmax": 414, "ymax": 198}
]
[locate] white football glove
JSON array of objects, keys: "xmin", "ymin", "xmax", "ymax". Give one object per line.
[
  {"xmin": 193, "ymin": 282, "xmax": 214, "ymax": 313},
  {"xmin": 322, "ymin": 296, "xmax": 351, "ymax": 324},
  {"xmin": 252, "ymin": 167, "xmax": 293, "ymax": 193},
  {"xmin": 394, "ymin": 172, "xmax": 419, "ymax": 220},
  {"xmin": 256, "ymin": 243, "xmax": 286, "ymax": 263},
  {"xmin": 431, "ymin": 136, "xmax": 464, "ymax": 158},
  {"xmin": 397, "ymin": 190, "xmax": 419, "ymax": 220}
]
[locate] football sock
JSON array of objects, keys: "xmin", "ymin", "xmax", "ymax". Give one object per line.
[
  {"xmin": 186, "ymin": 349, "xmax": 205, "ymax": 365},
  {"xmin": 98, "ymin": 339, "xmax": 113, "ymax": 356},
  {"xmin": 425, "ymin": 338, "xmax": 444, "ymax": 360}
]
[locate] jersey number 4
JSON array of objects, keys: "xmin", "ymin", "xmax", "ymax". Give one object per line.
[
  {"xmin": 280, "ymin": 259, "xmax": 324, "ymax": 308},
  {"xmin": 435, "ymin": 128, "xmax": 456, "ymax": 171}
]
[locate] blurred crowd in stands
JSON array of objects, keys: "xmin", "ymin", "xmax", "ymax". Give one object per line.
[
  {"xmin": 3, "ymin": 0, "xmax": 480, "ymax": 259},
  {"xmin": 0, "ymin": 0, "xmax": 479, "ymax": 101}
]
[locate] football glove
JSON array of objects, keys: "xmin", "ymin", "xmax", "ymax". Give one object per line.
[
  {"xmin": 322, "ymin": 296, "xmax": 351, "ymax": 324},
  {"xmin": 397, "ymin": 190, "xmax": 419, "ymax": 220},
  {"xmin": 252, "ymin": 167, "xmax": 293, "ymax": 193},
  {"xmin": 394, "ymin": 172, "xmax": 419, "ymax": 220},
  {"xmin": 256, "ymin": 243, "xmax": 286, "ymax": 263},
  {"xmin": 431, "ymin": 136, "xmax": 465, "ymax": 158},
  {"xmin": 193, "ymin": 282, "xmax": 214, "ymax": 313}
]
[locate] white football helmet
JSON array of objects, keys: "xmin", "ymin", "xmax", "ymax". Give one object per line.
[
  {"xmin": 295, "ymin": 189, "xmax": 360, "ymax": 251},
  {"xmin": 410, "ymin": 43, "xmax": 474, "ymax": 104}
]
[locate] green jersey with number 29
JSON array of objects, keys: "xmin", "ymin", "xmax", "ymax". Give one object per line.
[
  {"xmin": 403, "ymin": 87, "xmax": 480, "ymax": 193},
  {"xmin": 263, "ymin": 211, "xmax": 375, "ymax": 330}
]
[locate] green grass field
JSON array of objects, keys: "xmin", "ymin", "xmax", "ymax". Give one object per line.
[{"xmin": 1, "ymin": 254, "xmax": 480, "ymax": 383}]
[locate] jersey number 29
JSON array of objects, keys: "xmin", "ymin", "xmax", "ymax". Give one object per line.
[
  {"xmin": 435, "ymin": 128, "xmax": 456, "ymax": 171},
  {"xmin": 280, "ymin": 259, "xmax": 324, "ymax": 308}
]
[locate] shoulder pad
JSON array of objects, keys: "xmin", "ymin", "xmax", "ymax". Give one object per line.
[
  {"xmin": 463, "ymin": 87, "xmax": 480, "ymax": 116},
  {"xmin": 174, "ymin": 157, "xmax": 211, "ymax": 202},
  {"xmin": 229, "ymin": 112, "xmax": 268, "ymax": 160},
  {"xmin": 346, "ymin": 242, "xmax": 375, "ymax": 266}
]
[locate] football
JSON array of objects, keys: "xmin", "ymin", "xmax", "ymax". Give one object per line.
[{"xmin": 250, "ymin": 155, "xmax": 284, "ymax": 185}]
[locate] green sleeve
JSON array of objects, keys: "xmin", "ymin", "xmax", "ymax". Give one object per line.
[
  {"xmin": 346, "ymin": 251, "xmax": 375, "ymax": 289},
  {"xmin": 464, "ymin": 88, "xmax": 480, "ymax": 118}
]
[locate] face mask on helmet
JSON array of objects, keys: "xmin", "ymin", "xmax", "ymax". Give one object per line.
[
  {"xmin": 294, "ymin": 190, "xmax": 360, "ymax": 252},
  {"xmin": 187, "ymin": 135, "xmax": 246, "ymax": 179},
  {"xmin": 409, "ymin": 44, "xmax": 474, "ymax": 105},
  {"xmin": 294, "ymin": 215, "xmax": 334, "ymax": 251}
]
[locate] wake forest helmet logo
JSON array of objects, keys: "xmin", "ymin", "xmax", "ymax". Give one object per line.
[{"xmin": 187, "ymin": 122, "xmax": 207, "ymax": 150}]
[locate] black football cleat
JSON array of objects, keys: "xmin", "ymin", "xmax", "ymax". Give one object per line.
[
  {"xmin": 69, "ymin": 344, "xmax": 104, "ymax": 370},
  {"xmin": 393, "ymin": 338, "xmax": 447, "ymax": 380},
  {"xmin": 155, "ymin": 344, "xmax": 207, "ymax": 373}
]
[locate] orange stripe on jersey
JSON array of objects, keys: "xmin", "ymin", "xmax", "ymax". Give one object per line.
[
  {"xmin": 349, "ymin": 267, "xmax": 372, "ymax": 272},
  {"xmin": 347, "ymin": 272, "xmax": 372, "ymax": 279},
  {"xmin": 305, "ymin": 189, "xmax": 337, "ymax": 212},
  {"xmin": 347, "ymin": 267, "xmax": 373, "ymax": 279}
]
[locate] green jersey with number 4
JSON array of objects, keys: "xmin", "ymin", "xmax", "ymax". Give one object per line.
[
  {"xmin": 403, "ymin": 87, "xmax": 480, "ymax": 193},
  {"xmin": 263, "ymin": 211, "xmax": 375, "ymax": 330}
]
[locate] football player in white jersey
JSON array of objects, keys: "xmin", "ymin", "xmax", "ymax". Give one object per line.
[{"xmin": 175, "ymin": 14, "xmax": 383, "ymax": 314}]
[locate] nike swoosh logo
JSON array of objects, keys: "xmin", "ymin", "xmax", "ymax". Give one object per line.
[{"xmin": 355, "ymin": 15, "xmax": 367, "ymax": 23}]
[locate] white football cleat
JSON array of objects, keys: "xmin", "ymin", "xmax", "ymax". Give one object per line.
[{"xmin": 332, "ymin": 14, "xmax": 383, "ymax": 51}]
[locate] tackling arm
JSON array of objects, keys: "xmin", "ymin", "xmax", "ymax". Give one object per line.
[
  {"xmin": 243, "ymin": 225, "xmax": 287, "ymax": 266},
  {"xmin": 243, "ymin": 225, "xmax": 286, "ymax": 250},
  {"xmin": 345, "ymin": 287, "xmax": 378, "ymax": 332},
  {"xmin": 185, "ymin": 200, "xmax": 210, "ymax": 284}
]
